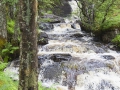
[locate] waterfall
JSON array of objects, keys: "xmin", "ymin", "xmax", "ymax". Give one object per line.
[{"xmin": 4, "ymin": 2, "xmax": 120, "ymax": 90}]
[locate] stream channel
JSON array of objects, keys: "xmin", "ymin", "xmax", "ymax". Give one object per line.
[{"xmin": 5, "ymin": 19, "xmax": 120, "ymax": 90}]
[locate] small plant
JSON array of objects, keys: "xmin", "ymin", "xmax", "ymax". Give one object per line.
[
  {"xmin": 0, "ymin": 42, "xmax": 19, "ymax": 62},
  {"xmin": 7, "ymin": 19, "xmax": 15, "ymax": 34},
  {"xmin": 0, "ymin": 37, "xmax": 6, "ymax": 49},
  {"xmin": 112, "ymin": 34, "xmax": 120, "ymax": 47},
  {"xmin": 0, "ymin": 62, "xmax": 8, "ymax": 71}
]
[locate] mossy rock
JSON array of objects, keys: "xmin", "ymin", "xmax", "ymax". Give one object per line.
[{"xmin": 0, "ymin": 36, "xmax": 6, "ymax": 49}]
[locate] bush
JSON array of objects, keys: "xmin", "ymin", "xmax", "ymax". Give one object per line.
[
  {"xmin": 112, "ymin": 35, "xmax": 120, "ymax": 47},
  {"xmin": 0, "ymin": 42, "xmax": 19, "ymax": 62}
]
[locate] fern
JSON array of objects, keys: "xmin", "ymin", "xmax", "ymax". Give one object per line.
[
  {"xmin": 7, "ymin": 19, "xmax": 15, "ymax": 34},
  {"xmin": 0, "ymin": 62, "xmax": 8, "ymax": 71},
  {"xmin": 0, "ymin": 42, "xmax": 19, "ymax": 62},
  {"xmin": 0, "ymin": 72, "xmax": 18, "ymax": 90},
  {"xmin": 0, "ymin": 62, "xmax": 18, "ymax": 90}
]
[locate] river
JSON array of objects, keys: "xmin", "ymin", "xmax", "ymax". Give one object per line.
[{"xmin": 4, "ymin": 1, "xmax": 120, "ymax": 90}]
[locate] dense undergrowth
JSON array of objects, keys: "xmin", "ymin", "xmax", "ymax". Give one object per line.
[
  {"xmin": 0, "ymin": 62, "xmax": 17, "ymax": 90},
  {"xmin": 78, "ymin": 0, "xmax": 120, "ymax": 47},
  {"xmin": 0, "ymin": 62, "xmax": 55, "ymax": 90}
]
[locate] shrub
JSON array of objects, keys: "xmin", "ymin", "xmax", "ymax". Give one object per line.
[{"xmin": 112, "ymin": 35, "xmax": 120, "ymax": 47}]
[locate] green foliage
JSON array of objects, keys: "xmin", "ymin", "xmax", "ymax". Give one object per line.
[
  {"xmin": 0, "ymin": 62, "xmax": 8, "ymax": 71},
  {"xmin": 79, "ymin": 0, "xmax": 120, "ymax": 32},
  {"xmin": 38, "ymin": 0, "xmax": 61, "ymax": 15},
  {"xmin": 0, "ymin": 42, "xmax": 19, "ymax": 62},
  {"xmin": 0, "ymin": 62, "xmax": 55, "ymax": 90},
  {"xmin": 7, "ymin": 19, "xmax": 15, "ymax": 34},
  {"xmin": 100, "ymin": 15, "xmax": 120, "ymax": 31},
  {"xmin": 0, "ymin": 62, "xmax": 17, "ymax": 90},
  {"xmin": 112, "ymin": 35, "xmax": 120, "ymax": 47},
  {"xmin": 40, "ymin": 18, "xmax": 52, "ymax": 23},
  {"xmin": 2, "ymin": 0, "xmax": 18, "ymax": 5}
]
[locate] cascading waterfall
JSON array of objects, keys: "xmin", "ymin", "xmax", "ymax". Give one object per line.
[
  {"xmin": 5, "ymin": 21, "xmax": 120, "ymax": 90},
  {"xmin": 4, "ymin": 1, "xmax": 120, "ymax": 90}
]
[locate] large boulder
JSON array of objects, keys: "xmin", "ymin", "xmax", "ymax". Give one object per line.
[
  {"xmin": 50, "ymin": 53, "xmax": 72, "ymax": 62},
  {"xmin": 38, "ymin": 32, "xmax": 48, "ymax": 45},
  {"xmin": 39, "ymin": 23, "xmax": 54, "ymax": 30},
  {"xmin": 70, "ymin": 33, "xmax": 84, "ymax": 38},
  {"xmin": 101, "ymin": 28, "xmax": 120, "ymax": 43},
  {"xmin": 71, "ymin": 23, "xmax": 81, "ymax": 30},
  {"xmin": 101, "ymin": 55, "xmax": 115, "ymax": 60},
  {"xmin": 38, "ymin": 53, "xmax": 72, "ymax": 62}
]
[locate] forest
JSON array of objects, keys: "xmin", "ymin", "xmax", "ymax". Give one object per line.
[{"xmin": 0, "ymin": 0, "xmax": 120, "ymax": 90}]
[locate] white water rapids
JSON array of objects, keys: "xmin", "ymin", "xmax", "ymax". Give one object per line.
[
  {"xmin": 4, "ymin": 1, "xmax": 120, "ymax": 90},
  {"xmin": 5, "ymin": 22, "xmax": 120, "ymax": 90}
]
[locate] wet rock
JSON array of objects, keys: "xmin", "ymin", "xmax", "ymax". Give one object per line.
[
  {"xmin": 50, "ymin": 54, "xmax": 72, "ymax": 62},
  {"xmin": 48, "ymin": 34, "xmax": 69, "ymax": 40},
  {"xmin": 102, "ymin": 29, "xmax": 120, "ymax": 43},
  {"xmin": 43, "ymin": 64, "xmax": 62, "ymax": 81},
  {"xmin": 9, "ymin": 59, "xmax": 19, "ymax": 67},
  {"xmin": 39, "ymin": 23, "xmax": 54, "ymax": 30},
  {"xmin": 71, "ymin": 23, "xmax": 81, "ymax": 30},
  {"xmin": 38, "ymin": 55, "xmax": 48, "ymax": 65},
  {"xmin": 85, "ymin": 59, "xmax": 106, "ymax": 70},
  {"xmin": 102, "ymin": 55, "xmax": 115, "ymax": 60},
  {"xmin": 105, "ymin": 61, "xmax": 115, "ymax": 69},
  {"xmin": 38, "ymin": 32, "xmax": 48, "ymax": 45},
  {"xmin": 41, "ymin": 14, "xmax": 65, "ymax": 23},
  {"xmin": 70, "ymin": 33, "xmax": 84, "ymax": 38}
]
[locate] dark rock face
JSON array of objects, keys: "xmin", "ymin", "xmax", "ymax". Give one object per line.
[
  {"xmin": 38, "ymin": 32, "xmax": 48, "ymax": 45},
  {"xmin": 102, "ymin": 29, "xmax": 120, "ymax": 43},
  {"xmin": 70, "ymin": 33, "xmax": 84, "ymax": 38},
  {"xmin": 39, "ymin": 23, "xmax": 54, "ymax": 30},
  {"xmin": 38, "ymin": 53, "xmax": 72, "ymax": 63},
  {"xmin": 102, "ymin": 55, "xmax": 115, "ymax": 60},
  {"xmin": 50, "ymin": 54, "xmax": 72, "ymax": 62},
  {"xmin": 53, "ymin": 2, "xmax": 72, "ymax": 17}
]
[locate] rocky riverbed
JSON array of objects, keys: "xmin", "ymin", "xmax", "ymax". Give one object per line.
[{"xmin": 5, "ymin": 16, "xmax": 120, "ymax": 90}]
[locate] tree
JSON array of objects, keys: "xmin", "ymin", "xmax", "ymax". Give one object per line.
[
  {"xmin": 76, "ymin": 0, "xmax": 118, "ymax": 31},
  {"xmin": 18, "ymin": 0, "xmax": 38, "ymax": 90},
  {"xmin": 0, "ymin": 0, "xmax": 7, "ymax": 39}
]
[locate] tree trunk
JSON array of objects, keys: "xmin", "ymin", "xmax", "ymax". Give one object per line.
[
  {"xmin": 18, "ymin": 0, "xmax": 38, "ymax": 90},
  {"xmin": 0, "ymin": 1, "xmax": 7, "ymax": 39}
]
